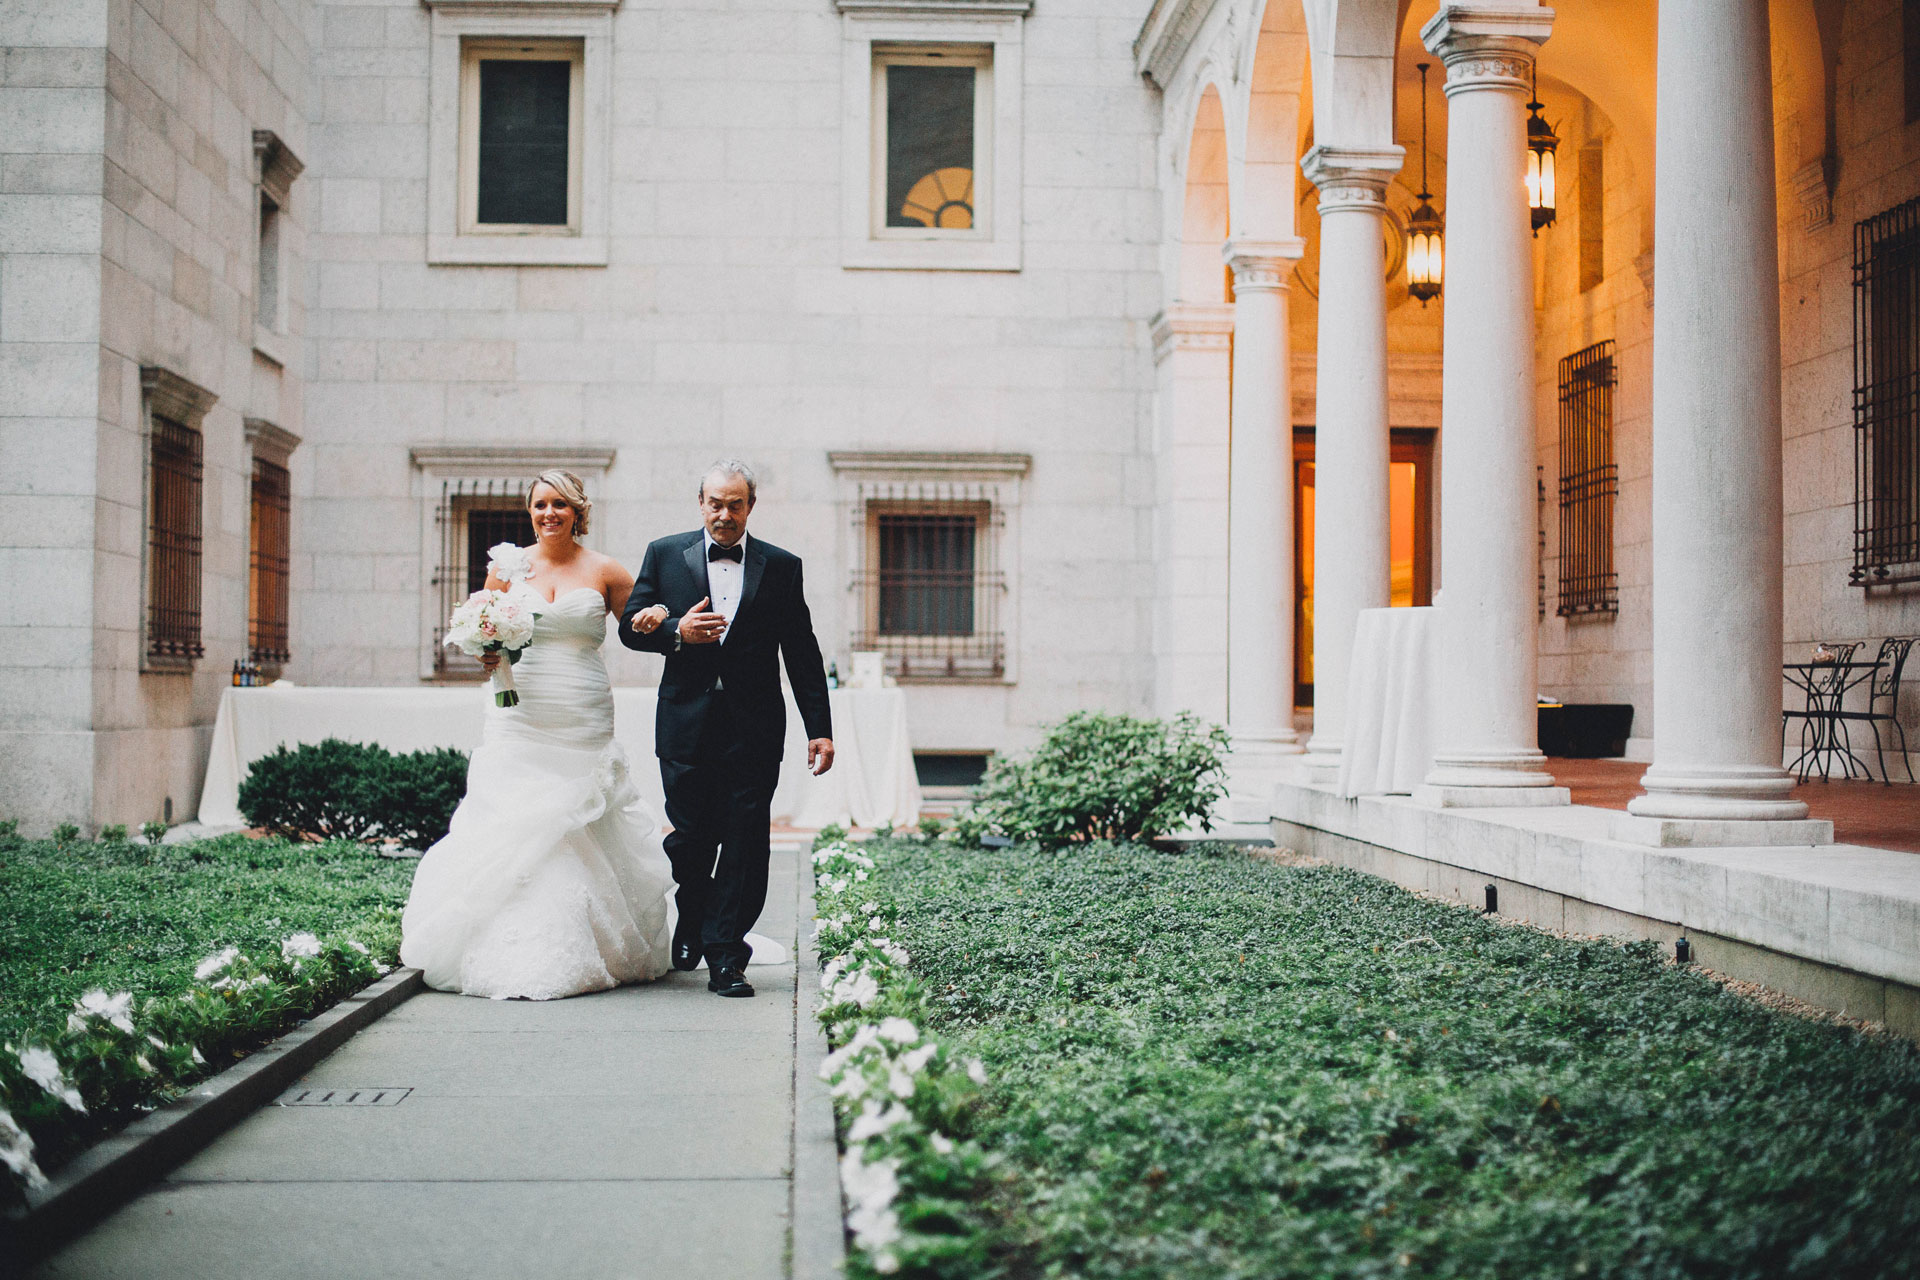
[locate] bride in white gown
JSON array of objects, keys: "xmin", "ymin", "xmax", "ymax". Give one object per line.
[{"xmin": 400, "ymin": 470, "xmax": 680, "ymax": 1000}]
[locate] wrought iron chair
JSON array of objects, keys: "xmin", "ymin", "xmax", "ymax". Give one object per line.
[
  {"xmin": 1832, "ymin": 637, "xmax": 1917, "ymax": 785},
  {"xmin": 1782, "ymin": 642, "xmax": 1863, "ymax": 781}
]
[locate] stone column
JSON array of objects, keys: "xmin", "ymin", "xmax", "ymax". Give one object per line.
[
  {"xmin": 1415, "ymin": 5, "xmax": 1568, "ymax": 807},
  {"xmin": 1296, "ymin": 146, "xmax": 1403, "ymax": 782},
  {"xmin": 1221, "ymin": 240, "xmax": 1306, "ymax": 817},
  {"xmin": 1621, "ymin": 0, "xmax": 1829, "ymax": 844},
  {"xmin": 1150, "ymin": 304, "xmax": 1236, "ymax": 726}
]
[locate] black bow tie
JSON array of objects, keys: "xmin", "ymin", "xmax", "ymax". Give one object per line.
[{"xmin": 707, "ymin": 542, "xmax": 743, "ymax": 563}]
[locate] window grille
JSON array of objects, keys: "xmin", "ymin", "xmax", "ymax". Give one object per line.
[
  {"xmin": 248, "ymin": 457, "xmax": 291, "ymax": 665},
  {"xmin": 431, "ymin": 479, "xmax": 531, "ymax": 674},
  {"xmin": 852, "ymin": 482, "xmax": 1005, "ymax": 681},
  {"xmin": 1853, "ymin": 195, "xmax": 1920, "ymax": 587},
  {"xmin": 1556, "ymin": 340, "xmax": 1619, "ymax": 616},
  {"xmin": 147, "ymin": 416, "xmax": 205, "ymax": 661}
]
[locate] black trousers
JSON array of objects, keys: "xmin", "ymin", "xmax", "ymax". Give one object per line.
[{"xmin": 659, "ymin": 697, "xmax": 782, "ymax": 971}]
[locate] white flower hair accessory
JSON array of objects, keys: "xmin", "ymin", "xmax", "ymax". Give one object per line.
[{"xmin": 486, "ymin": 542, "xmax": 535, "ymax": 584}]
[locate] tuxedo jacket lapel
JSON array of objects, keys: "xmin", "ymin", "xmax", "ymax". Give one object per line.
[
  {"xmin": 735, "ymin": 537, "xmax": 768, "ymax": 631},
  {"xmin": 681, "ymin": 534, "xmax": 710, "ymax": 603}
]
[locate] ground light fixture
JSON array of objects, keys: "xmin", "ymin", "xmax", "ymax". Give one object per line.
[
  {"xmin": 1407, "ymin": 61, "xmax": 1444, "ymax": 304},
  {"xmin": 1526, "ymin": 62, "xmax": 1558, "ymax": 234}
]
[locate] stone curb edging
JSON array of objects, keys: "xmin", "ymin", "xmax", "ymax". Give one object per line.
[
  {"xmin": 4, "ymin": 966, "xmax": 424, "ymax": 1264},
  {"xmin": 791, "ymin": 850, "xmax": 849, "ymax": 1280}
]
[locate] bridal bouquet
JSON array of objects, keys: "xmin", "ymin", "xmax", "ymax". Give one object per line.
[{"xmin": 445, "ymin": 589, "xmax": 538, "ymax": 707}]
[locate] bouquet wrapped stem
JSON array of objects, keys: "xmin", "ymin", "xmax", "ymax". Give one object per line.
[{"xmin": 487, "ymin": 645, "xmax": 524, "ymax": 707}]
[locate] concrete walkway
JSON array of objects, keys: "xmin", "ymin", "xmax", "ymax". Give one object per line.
[{"xmin": 32, "ymin": 844, "xmax": 839, "ymax": 1280}]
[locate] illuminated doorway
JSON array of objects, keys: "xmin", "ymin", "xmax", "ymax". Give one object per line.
[{"xmin": 1293, "ymin": 427, "xmax": 1435, "ymax": 707}]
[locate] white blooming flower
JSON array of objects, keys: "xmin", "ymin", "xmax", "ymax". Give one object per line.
[
  {"xmin": 930, "ymin": 1132, "xmax": 955, "ymax": 1156},
  {"xmin": 877, "ymin": 1017, "xmax": 918, "ymax": 1046},
  {"xmin": 853, "ymin": 869, "xmax": 869, "ymax": 882},
  {"xmin": 281, "ymin": 932, "xmax": 322, "ymax": 960},
  {"xmin": 831, "ymin": 1071, "xmax": 874, "ymax": 1101},
  {"xmin": 887, "ymin": 1066, "xmax": 915, "ymax": 1099},
  {"xmin": 347, "ymin": 940, "xmax": 370, "ymax": 954},
  {"xmin": 194, "ymin": 947, "xmax": 241, "ymax": 981},
  {"xmin": 374, "ymin": 962, "xmax": 392, "ymax": 975},
  {"xmin": 965, "ymin": 1058, "xmax": 988, "ymax": 1086},
  {"xmin": 134, "ymin": 1054, "xmax": 155, "ymax": 1075},
  {"xmin": 900, "ymin": 1043, "xmax": 938, "ymax": 1075},
  {"xmin": 873, "ymin": 1253, "xmax": 901, "ymax": 1275},
  {"xmin": 18, "ymin": 1046, "xmax": 85, "ymax": 1114},
  {"xmin": 76, "ymin": 990, "xmax": 135, "ymax": 1034},
  {"xmin": 146, "ymin": 1034, "xmax": 168, "ymax": 1051},
  {"xmin": 861, "ymin": 901, "xmax": 880, "ymax": 914},
  {"xmin": 846, "ymin": 1101, "xmax": 913, "ymax": 1143},
  {"xmin": 841, "ymin": 1149, "xmax": 903, "ymax": 1251},
  {"xmin": 827, "ymin": 972, "xmax": 881, "ymax": 1010},
  {"xmin": 0, "ymin": 1107, "xmax": 46, "ymax": 1190},
  {"xmin": 868, "ymin": 916, "xmax": 886, "ymax": 932},
  {"xmin": 486, "ymin": 542, "xmax": 535, "ymax": 584},
  {"xmin": 191, "ymin": 1047, "xmax": 207, "ymax": 1066}
]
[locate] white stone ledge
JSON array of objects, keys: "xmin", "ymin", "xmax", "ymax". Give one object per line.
[{"xmin": 1269, "ymin": 781, "xmax": 1920, "ymax": 991}]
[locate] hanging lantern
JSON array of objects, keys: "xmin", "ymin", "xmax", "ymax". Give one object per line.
[
  {"xmin": 1525, "ymin": 63, "xmax": 1557, "ymax": 234},
  {"xmin": 1407, "ymin": 62, "xmax": 1444, "ymax": 304}
]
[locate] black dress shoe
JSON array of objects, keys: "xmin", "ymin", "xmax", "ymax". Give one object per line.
[
  {"xmin": 708, "ymin": 967, "xmax": 755, "ymax": 998},
  {"xmin": 671, "ymin": 919, "xmax": 701, "ymax": 971}
]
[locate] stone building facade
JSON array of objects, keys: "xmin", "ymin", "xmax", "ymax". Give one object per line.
[{"xmin": 2, "ymin": 0, "xmax": 1917, "ymax": 835}]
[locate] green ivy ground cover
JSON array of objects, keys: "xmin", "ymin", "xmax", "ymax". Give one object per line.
[
  {"xmin": 866, "ymin": 838, "xmax": 1920, "ymax": 1279},
  {"xmin": 0, "ymin": 833, "xmax": 414, "ymax": 1043}
]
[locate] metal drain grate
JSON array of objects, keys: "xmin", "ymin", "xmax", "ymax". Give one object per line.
[{"xmin": 275, "ymin": 1086, "xmax": 412, "ymax": 1107}]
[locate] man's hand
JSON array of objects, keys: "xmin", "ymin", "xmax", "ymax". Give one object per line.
[
  {"xmin": 676, "ymin": 597, "xmax": 727, "ymax": 645},
  {"xmin": 807, "ymin": 738, "xmax": 835, "ymax": 776},
  {"xmin": 630, "ymin": 604, "xmax": 670, "ymax": 634}
]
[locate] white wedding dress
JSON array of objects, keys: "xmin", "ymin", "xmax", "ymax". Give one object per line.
[{"xmin": 400, "ymin": 585, "xmax": 676, "ymax": 999}]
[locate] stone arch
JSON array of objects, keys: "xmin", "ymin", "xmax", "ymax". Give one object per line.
[
  {"xmin": 1176, "ymin": 81, "xmax": 1234, "ymax": 303},
  {"xmin": 1239, "ymin": 0, "xmax": 1313, "ymax": 240}
]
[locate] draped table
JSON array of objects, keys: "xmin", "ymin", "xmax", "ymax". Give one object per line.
[
  {"xmin": 1335, "ymin": 606, "xmax": 1438, "ymax": 797},
  {"xmin": 197, "ymin": 685, "xmax": 922, "ymax": 832}
]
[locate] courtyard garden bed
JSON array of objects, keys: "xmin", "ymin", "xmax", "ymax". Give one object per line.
[
  {"xmin": 822, "ymin": 835, "xmax": 1920, "ymax": 1279},
  {"xmin": 0, "ymin": 831, "xmax": 412, "ymax": 1198}
]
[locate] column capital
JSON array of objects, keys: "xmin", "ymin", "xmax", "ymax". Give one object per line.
[
  {"xmin": 1421, "ymin": 5, "xmax": 1553, "ymax": 96},
  {"xmin": 1301, "ymin": 144, "xmax": 1404, "ymax": 216},
  {"xmin": 1222, "ymin": 237, "xmax": 1305, "ymax": 292},
  {"xmin": 1150, "ymin": 302, "xmax": 1235, "ymax": 362}
]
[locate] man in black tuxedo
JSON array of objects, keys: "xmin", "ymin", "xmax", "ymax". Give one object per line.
[{"xmin": 619, "ymin": 460, "xmax": 834, "ymax": 998}]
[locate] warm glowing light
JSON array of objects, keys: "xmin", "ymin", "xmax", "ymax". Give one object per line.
[{"xmin": 899, "ymin": 167, "xmax": 974, "ymax": 229}]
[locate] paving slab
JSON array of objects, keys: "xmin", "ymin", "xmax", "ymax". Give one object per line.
[{"xmin": 28, "ymin": 847, "xmax": 830, "ymax": 1280}]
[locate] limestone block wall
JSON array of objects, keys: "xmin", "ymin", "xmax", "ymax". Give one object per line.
[
  {"xmin": 90, "ymin": 0, "xmax": 311, "ymax": 829},
  {"xmin": 0, "ymin": 2, "xmax": 110, "ymax": 831},
  {"xmin": 298, "ymin": 0, "xmax": 1163, "ymax": 758},
  {"xmin": 1773, "ymin": 0, "xmax": 1920, "ymax": 739},
  {"xmin": 0, "ymin": 0, "xmax": 311, "ymax": 834}
]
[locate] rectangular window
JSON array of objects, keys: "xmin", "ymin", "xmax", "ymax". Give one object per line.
[
  {"xmin": 1907, "ymin": 0, "xmax": 1920, "ymax": 125},
  {"xmin": 460, "ymin": 40, "xmax": 583, "ymax": 235},
  {"xmin": 1853, "ymin": 195, "xmax": 1920, "ymax": 586},
  {"xmin": 256, "ymin": 193, "xmax": 281, "ymax": 329},
  {"xmin": 1578, "ymin": 142, "xmax": 1604, "ymax": 293},
  {"xmin": 148, "ymin": 417, "xmax": 205, "ymax": 662},
  {"xmin": 432, "ymin": 481, "xmax": 530, "ymax": 674},
  {"xmin": 1556, "ymin": 340, "xmax": 1620, "ymax": 616},
  {"xmin": 873, "ymin": 47, "xmax": 991, "ymax": 240},
  {"xmin": 854, "ymin": 491, "xmax": 1004, "ymax": 681},
  {"xmin": 249, "ymin": 457, "xmax": 291, "ymax": 666}
]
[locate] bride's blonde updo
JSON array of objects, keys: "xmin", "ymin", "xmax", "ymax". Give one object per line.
[{"xmin": 529, "ymin": 469, "xmax": 592, "ymax": 538}]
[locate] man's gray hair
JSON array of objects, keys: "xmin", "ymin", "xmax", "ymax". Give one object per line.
[{"xmin": 699, "ymin": 458, "xmax": 758, "ymax": 503}]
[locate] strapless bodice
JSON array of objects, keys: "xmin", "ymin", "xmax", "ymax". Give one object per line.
[{"xmin": 518, "ymin": 585, "xmax": 610, "ymax": 646}]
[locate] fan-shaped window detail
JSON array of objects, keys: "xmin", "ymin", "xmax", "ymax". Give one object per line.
[{"xmin": 900, "ymin": 167, "xmax": 974, "ymax": 229}]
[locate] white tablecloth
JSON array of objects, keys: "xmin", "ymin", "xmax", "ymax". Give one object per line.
[
  {"xmin": 1336, "ymin": 606, "xmax": 1437, "ymax": 797},
  {"xmin": 198, "ymin": 685, "xmax": 921, "ymax": 831}
]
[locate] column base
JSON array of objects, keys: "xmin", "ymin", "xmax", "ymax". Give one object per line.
[
  {"xmin": 1288, "ymin": 734, "xmax": 1341, "ymax": 786},
  {"xmin": 1627, "ymin": 764, "xmax": 1811, "ymax": 822},
  {"xmin": 1422, "ymin": 750, "xmax": 1562, "ymax": 794},
  {"xmin": 1609, "ymin": 812, "xmax": 1835, "ymax": 848},
  {"xmin": 1412, "ymin": 784, "xmax": 1572, "ymax": 809},
  {"xmin": 1225, "ymin": 729, "xmax": 1303, "ymax": 823}
]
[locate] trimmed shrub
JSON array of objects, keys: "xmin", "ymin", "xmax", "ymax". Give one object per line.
[
  {"xmin": 956, "ymin": 711, "xmax": 1229, "ymax": 846},
  {"xmin": 237, "ymin": 739, "xmax": 467, "ymax": 848}
]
